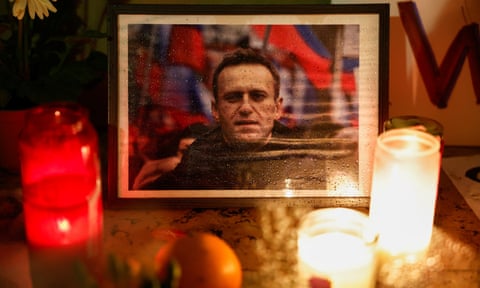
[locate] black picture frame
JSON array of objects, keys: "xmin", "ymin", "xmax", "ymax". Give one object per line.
[{"xmin": 107, "ymin": 3, "xmax": 389, "ymax": 207}]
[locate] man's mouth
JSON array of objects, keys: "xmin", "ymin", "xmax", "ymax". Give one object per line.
[{"xmin": 235, "ymin": 120, "xmax": 258, "ymax": 126}]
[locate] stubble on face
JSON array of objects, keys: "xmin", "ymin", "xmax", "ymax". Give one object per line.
[{"xmin": 212, "ymin": 64, "xmax": 282, "ymax": 150}]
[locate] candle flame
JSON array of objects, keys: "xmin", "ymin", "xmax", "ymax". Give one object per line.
[
  {"xmin": 57, "ymin": 218, "xmax": 71, "ymax": 233},
  {"xmin": 81, "ymin": 145, "xmax": 91, "ymax": 162}
]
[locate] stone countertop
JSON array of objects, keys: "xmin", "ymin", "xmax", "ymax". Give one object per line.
[{"xmin": 1, "ymin": 146, "xmax": 480, "ymax": 287}]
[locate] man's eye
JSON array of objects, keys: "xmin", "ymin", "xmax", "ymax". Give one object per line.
[
  {"xmin": 224, "ymin": 93, "xmax": 242, "ymax": 102},
  {"xmin": 250, "ymin": 92, "xmax": 267, "ymax": 101}
]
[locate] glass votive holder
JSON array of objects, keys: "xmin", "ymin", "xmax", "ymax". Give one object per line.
[
  {"xmin": 18, "ymin": 102, "xmax": 103, "ymax": 287},
  {"xmin": 369, "ymin": 128, "xmax": 441, "ymax": 261},
  {"xmin": 383, "ymin": 115, "xmax": 443, "ymax": 154},
  {"xmin": 297, "ymin": 208, "xmax": 378, "ymax": 288}
]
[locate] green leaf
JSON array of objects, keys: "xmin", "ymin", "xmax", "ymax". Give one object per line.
[
  {"xmin": 161, "ymin": 260, "xmax": 181, "ymax": 288},
  {"xmin": 73, "ymin": 261, "xmax": 99, "ymax": 288},
  {"xmin": 107, "ymin": 254, "xmax": 131, "ymax": 283},
  {"xmin": 387, "ymin": 117, "xmax": 443, "ymax": 136}
]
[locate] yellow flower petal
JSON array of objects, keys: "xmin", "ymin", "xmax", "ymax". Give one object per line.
[
  {"xmin": 27, "ymin": 0, "xmax": 39, "ymax": 19},
  {"xmin": 12, "ymin": 0, "xmax": 27, "ymax": 20},
  {"xmin": 25, "ymin": 0, "xmax": 58, "ymax": 20},
  {"xmin": 31, "ymin": 0, "xmax": 46, "ymax": 19},
  {"xmin": 40, "ymin": 0, "xmax": 57, "ymax": 15}
]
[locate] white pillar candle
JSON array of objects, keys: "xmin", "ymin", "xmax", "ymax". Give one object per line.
[
  {"xmin": 297, "ymin": 208, "xmax": 378, "ymax": 288},
  {"xmin": 369, "ymin": 128, "xmax": 440, "ymax": 259}
]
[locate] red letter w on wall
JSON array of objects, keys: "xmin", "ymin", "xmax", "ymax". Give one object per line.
[{"xmin": 398, "ymin": 1, "xmax": 480, "ymax": 108}]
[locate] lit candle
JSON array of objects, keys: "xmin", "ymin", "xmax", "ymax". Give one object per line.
[
  {"xmin": 18, "ymin": 103, "xmax": 103, "ymax": 286},
  {"xmin": 297, "ymin": 208, "xmax": 378, "ymax": 288},
  {"xmin": 369, "ymin": 128, "xmax": 440, "ymax": 259},
  {"xmin": 22, "ymin": 174, "xmax": 102, "ymax": 248},
  {"xmin": 19, "ymin": 103, "xmax": 102, "ymax": 250}
]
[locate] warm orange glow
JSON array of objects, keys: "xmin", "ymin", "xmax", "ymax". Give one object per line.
[{"xmin": 298, "ymin": 208, "xmax": 378, "ymax": 288}]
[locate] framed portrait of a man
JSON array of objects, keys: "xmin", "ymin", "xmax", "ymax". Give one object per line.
[{"xmin": 107, "ymin": 4, "xmax": 389, "ymax": 207}]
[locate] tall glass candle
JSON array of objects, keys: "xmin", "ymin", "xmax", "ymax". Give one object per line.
[
  {"xmin": 297, "ymin": 208, "xmax": 378, "ymax": 288},
  {"xmin": 18, "ymin": 103, "xmax": 103, "ymax": 286},
  {"xmin": 369, "ymin": 128, "xmax": 440, "ymax": 259}
]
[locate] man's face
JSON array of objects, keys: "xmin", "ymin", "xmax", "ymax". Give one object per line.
[{"xmin": 212, "ymin": 64, "xmax": 282, "ymax": 148}]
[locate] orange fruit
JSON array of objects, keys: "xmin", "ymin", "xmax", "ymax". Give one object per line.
[{"xmin": 154, "ymin": 232, "xmax": 242, "ymax": 288}]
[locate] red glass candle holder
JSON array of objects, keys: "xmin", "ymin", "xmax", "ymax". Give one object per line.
[{"xmin": 18, "ymin": 102, "xmax": 103, "ymax": 251}]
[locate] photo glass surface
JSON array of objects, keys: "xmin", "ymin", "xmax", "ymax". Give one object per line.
[{"xmin": 109, "ymin": 5, "xmax": 388, "ymax": 203}]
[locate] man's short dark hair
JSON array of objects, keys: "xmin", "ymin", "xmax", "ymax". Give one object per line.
[{"xmin": 212, "ymin": 48, "xmax": 280, "ymax": 100}]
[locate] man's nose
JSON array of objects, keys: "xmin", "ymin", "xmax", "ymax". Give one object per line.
[{"xmin": 238, "ymin": 94, "xmax": 253, "ymax": 113}]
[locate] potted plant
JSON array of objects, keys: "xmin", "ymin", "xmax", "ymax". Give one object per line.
[{"xmin": 0, "ymin": 0, "xmax": 107, "ymax": 172}]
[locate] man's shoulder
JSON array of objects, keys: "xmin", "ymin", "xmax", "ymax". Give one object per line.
[
  {"xmin": 272, "ymin": 121, "xmax": 304, "ymax": 138},
  {"xmin": 189, "ymin": 125, "xmax": 224, "ymax": 149}
]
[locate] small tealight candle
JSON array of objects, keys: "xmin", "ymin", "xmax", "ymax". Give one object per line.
[
  {"xmin": 297, "ymin": 208, "xmax": 378, "ymax": 288},
  {"xmin": 369, "ymin": 128, "xmax": 440, "ymax": 260}
]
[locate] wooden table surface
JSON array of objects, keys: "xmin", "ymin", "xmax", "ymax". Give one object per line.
[{"xmin": 1, "ymin": 146, "xmax": 479, "ymax": 287}]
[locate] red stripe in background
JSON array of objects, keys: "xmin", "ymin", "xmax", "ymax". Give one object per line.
[
  {"xmin": 252, "ymin": 25, "xmax": 332, "ymax": 89},
  {"xmin": 167, "ymin": 25, "xmax": 206, "ymax": 73}
]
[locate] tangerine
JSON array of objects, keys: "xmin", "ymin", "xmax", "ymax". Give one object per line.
[{"xmin": 155, "ymin": 232, "xmax": 242, "ymax": 288}]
